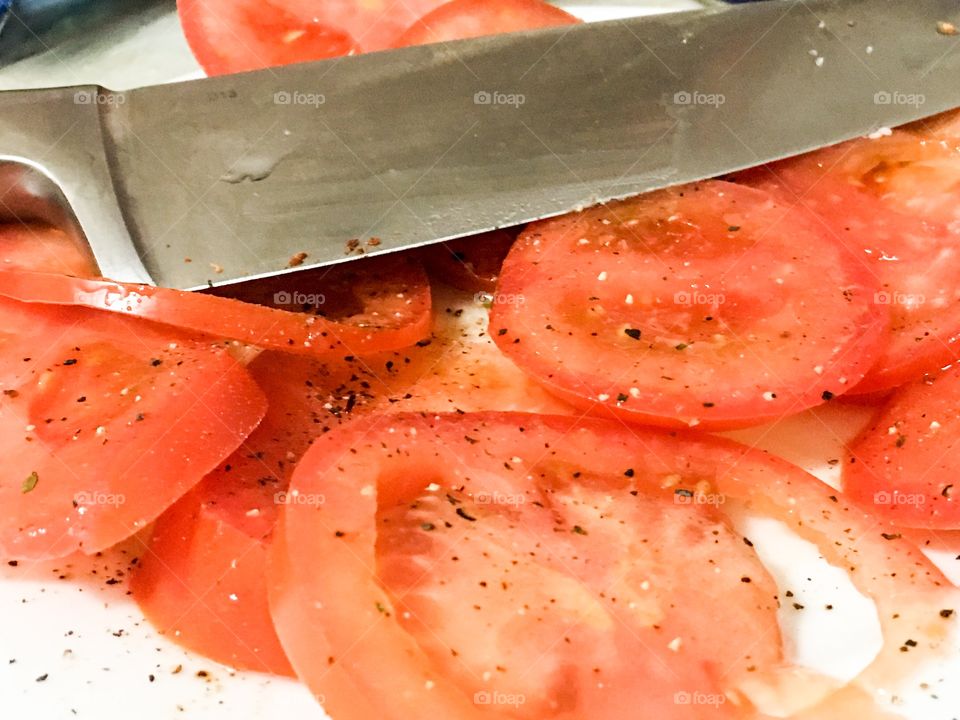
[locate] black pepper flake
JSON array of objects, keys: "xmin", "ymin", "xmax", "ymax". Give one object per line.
[
  {"xmin": 940, "ymin": 609, "xmax": 954, "ymax": 618},
  {"xmin": 675, "ymin": 488, "xmax": 694, "ymax": 499},
  {"xmin": 572, "ymin": 525, "xmax": 588, "ymax": 535},
  {"xmin": 821, "ymin": 390, "xmax": 835, "ymax": 401},
  {"xmin": 792, "ymin": 602, "xmax": 805, "ymax": 610},
  {"xmin": 895, "ymin": 434, "xmax": 907, "ymax": 448},
  {"xmin": 35, "ymin": 673, "xmax": 48, "ymax": 682},
  {"xmin": 616, "ymin": 393, "xmax": 628, "ymax": 403},
  {"xmin": 881, "ymin": 532, "xmax": 901, "ymax": 540},
  {"xmin": 334, "ymin": 531, "xmax": 345, "ymax": 537},
  {"xmin": 624, "ymin": 468, "xmax": 635, "ymax": 478},
  {"xmin": 415, "ymin": 339, "xmax": 432, "ymax": 347},
  {"xmin": 150, "ymin": 358, "xmax": 162, "ymax": 367},
  {"xmin": 456, "ymin": 507, "xmax": 477, "ymax": 522},
  {"xmin": 624, "ymin": 328, "xmax": 641, "ymax": 340},
  {"xmin": 497, "ymin": 328, "xmax": 508, "ymax": 336},
  {"xmin": 740, "ymin": 576, "xmax": 752, "ymax": 583},
  {"xmin": 728, "ymin": 225, "xmax": 741, "ymax": 232},
  {"xmin": 421, "ymin": 523, "xmax": 436, "ymax": 532},
  {"xmin": 7, "ymin": 560, "xmax": 17, "ymax": 567},
  {"xmin": 675, "ymin": 343, "xmax": 689, "ymax": 351},
  {"xmin": 63, "ymin": 359, "xmax": 77, "ymax": 366},
  {"xmin": 743, "ymin": 537, "xmax": 754, "ymax": 547},
  {"xmin": 703, "ymin": 402, "xmax": 715, "ymax": 408},
  {"xmin": 2, "ymin": 389, "xmax": 18, "ymax": 398}
]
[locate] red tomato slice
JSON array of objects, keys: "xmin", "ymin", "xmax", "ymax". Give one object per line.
[
  {"xmin": 844, "ymin": 363, "xmax": 960, "ymax": 529},
  {"xmin": 490, "ymin": 181, "xmax": 886, "ymax": 430},
  {"xmin": 0, "ymin": 299, "xmax": 266, "ymax": 560},
  {"xmin": 269, "ymin": 412, "xmax": 958, "ymax": 718},
  {"xmin": 393, "ymin": 0, "xmax": 579, "ymax": 47},
  {"xmin": 0, "ymin": 223, "xmax": 98, "ymax": 277},
  {"xmin": 739, "ymin": 130, "xmax": 960, "ymax": 394},
  {"xmin": 133, "ymin": 289, "xmax": 573, "ymax": 674},
  {"xmin": 177, "ymin": 0, "xmax": 447, "ymax": 75},
  {"xmin": 0, "ymin": 256, "xmax": 431, "ymax": 358},
  {"xmin": 417, "ymin": 229, "xmax": 518, "ymax": 293}
]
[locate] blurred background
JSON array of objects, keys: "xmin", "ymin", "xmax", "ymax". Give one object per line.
[{"xmin": 0, "ymin": 0, "xmax": 711, "ymax": 90}]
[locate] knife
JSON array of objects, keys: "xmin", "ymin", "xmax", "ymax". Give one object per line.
[{"xmin": 0, "ymin": 0, "xmax": 957, "ymax": 291}]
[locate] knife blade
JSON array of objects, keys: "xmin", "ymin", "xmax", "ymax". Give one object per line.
[{"xmin": 0, "ymin": 0, "xmax": 957, "ymax": 290}]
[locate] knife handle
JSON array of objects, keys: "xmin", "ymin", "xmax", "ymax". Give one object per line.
[{"xmin": 0, "ymin": 85, "xmax": 150, "ymax": 282}]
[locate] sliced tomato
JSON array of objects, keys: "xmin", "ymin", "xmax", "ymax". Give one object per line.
[
  {"xmin": 177, "ymin": 0, "xmax": 448, "ymax": 75},
  {"xmin": 393, "ymin": 0, "xmax": 579, "ymax": 47},
  {"xmin": 0, "ymin": 223, "xmax": 97, "ymax": 277},
  {"xmin": 844, "ymin": 363, "xmax": 960, "ymax": 529},
  {"xmin": 738, "ymin": 130, "xmax": 960, "ymax": 393},
  {"xmin": 489, "ymin": 181, "xmax": 886, "ymax": 430},
  {"xmin": 269, "ymin": 412, "xmax": 958, "ymax": 718},
  {"xmin": 132, "ymin": 288, "xmax": 571, "ymax": 675},
  {"xmin": 0, "ymin": 298, "xmax": 266, "ymax": 560},
  {"xmin": 417, "ymin": 229, "xmax": 518, "ymax": 293},
  {"xmin": 0, "ymin": 256, "xmax": 431, "ymax": 358}
]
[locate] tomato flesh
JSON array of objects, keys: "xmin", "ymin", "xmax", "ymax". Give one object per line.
[
  {"xmin": 0, "ymin": 223, "xmax": 98, "ymax": 277},
  {"xmin": 844, "ymin": 363, "xmax": 960, "ymax": 529},
  {"xmin": 178, "ymin": 0, "xmax": 447, "ymax": 75},
  {"xmin": 0, "ymin": 299, "xmax": 266, "ymax": 560},
  {"xmin": 393, "ymin": 0, "xmax": 579, "ymax": 47},
  {"xmin": 0, "ymin": 256, "xmax": 431, "ymax": 358},
  {"xmin": 738, "ymin": 130, "xmax": 960, "ymax": 393},
  {"xmin": 490, "ymin": 181, "xmax": 886, "ymax": 429}
]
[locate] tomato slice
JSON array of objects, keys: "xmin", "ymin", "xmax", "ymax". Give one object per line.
[
  {"xmin": 269, "ymin": 412, "xmax": 958, "ymax": 718},
  {"xmin": 0, "ymin": 298, "xmax": 266, "ymax": 560},
  {"xmin": 133, "ymin": 287, "xmax": 573, "ymax": 673},
  {"xmin": 0, "ymin": 223, "xmax": 98, "ymax": 277},
  {"xmin": 393, "ymin": 0, "xmax": 579, "ymax": 47},
  {"xmin": 489, "ymin": 181, "xmax": 886, "ymax": 430},
  {"xmin": 738, "ymin": 130, "xmax": 960, "ymax": 394},
  {"xmin": 417, "ymin": 229, "xmax": 518, "ymax": 293},
  {"xmin": 177, "ymin": 0, "xmax": 447, "ymax": 75},
  {"xmin": 844, "ymin": 363, "xmax": 960, "ymax": 529},
  {"xmin": 0, "ymin": 256, "xmax": 431, "ymax": 358}
]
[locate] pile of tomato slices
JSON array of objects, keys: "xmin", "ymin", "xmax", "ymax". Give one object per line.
[{"xmin": 1, "ymin": 2, "xmax": 960, "ymax": 719}]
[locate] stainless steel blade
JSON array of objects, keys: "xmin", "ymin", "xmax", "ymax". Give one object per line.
[{"xmin": 1, "ymin": 0, "xmax": 959, "ymax": 289}]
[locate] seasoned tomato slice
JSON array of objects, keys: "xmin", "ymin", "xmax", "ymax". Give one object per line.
[
  {"xmin": 0, "ymin": 223, "xmax": 98, "ymax": 277},
  {"xmin": 269, "ymin": 412, "xmax": 959, "ymax": 718},
  {"xmin": 0, "ymin": 299, "xmax": 266, "ymax": 560},
  {"xmin": 177, "ymin": 0, "xmax": 446, "ymax": 75},
  {"xmin": 739, "ymin": 130, "xmax": 960, "ymax": 393},
  {"xmin": 417, "ymin": 229, "xmax": 518, "ymax": 294},
  {"xmin": 133, "ymin": 289, "xmax": 572, "ymax": 674},
  {"xmin": 490, "ymin": 181, "xmax": 885, "ymax": 429},
  {"xmin": 0, "ymin": 256, "xmax": 431, "ymax": 358},
  {"xmin": 844, "ymin": 363, "xmax": 960, "ymax": 529},
  {"xmin": 393, "ymin": 0, "xmax": 579, "ymax": 47}
]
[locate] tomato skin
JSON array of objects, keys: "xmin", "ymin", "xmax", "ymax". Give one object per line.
[
  {"xmin": 737, "ymin": 130, "xmax": 960, "ymax": 394},
  {"xmin": 845, "ymin": 364, "xmax": 960, "ymax": 529},
  {"xmin": 0, "ymin": 299, "xmax": 266, "ymax": 560},
  {"xmin": 0, "ymin": 257, "xmax": 431, "ymax": 358},
  {"xmin": 269, "ymin": 412, "xmax": 959, "ymax": 719},
  {"xmin": 393, "ymin": 0, "xmax": 579, "ymax": 47},
  {"xmin": 490, "ymin": 181, "xmax": 886, "ymax": 430}
]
